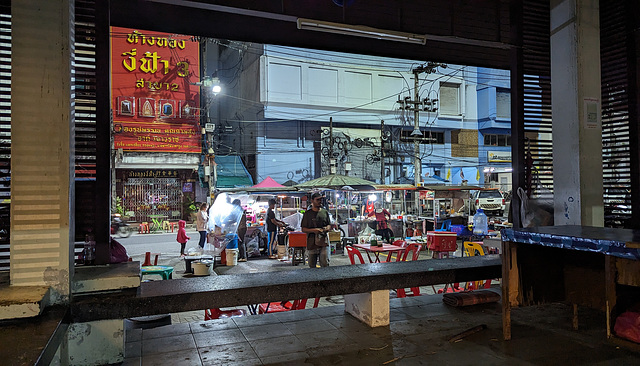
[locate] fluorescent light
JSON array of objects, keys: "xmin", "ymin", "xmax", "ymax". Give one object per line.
[{"xmin": 297, "ymin": 18, "xmax": 426, "ymax": 45}]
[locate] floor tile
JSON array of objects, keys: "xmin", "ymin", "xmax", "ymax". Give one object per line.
[
  {"xmin": 389, "ymin": 308, "xmax": 414, "ymax": 322},
  {"xmin": 250, "ymin": 334, "xmax": 308, "ymax": 358},
  {"xmin": 190, "ymin": 319, "xmax": 238, "ymax": 333},
  {"xmin": 274, "ymin": 309, "xmax": 321, "ymax": 322},
  {"xmin": 324, "ymin": 314, "xmax": 370, "ymax": 331},
  {"xmin": 397, "ymin": 305, "xmax": 431, "ymax": 319},
  {"xmin": 198, "ymin": 341, "xmax": 259, "ymax": 365},
  {"xmin": 142, "ymin": 333, "xmax": 196, "ymax": 355},
  {"xmin": 120, "ymin": 357, "xmax": 141, "ymax": 366},
  {"xmin": 240, "ymin": 322, "xmax": 293, "ymax": 341},
  {"xmin": 233, "ymin": 313, "xmax": 282, "ymax": 327},
  {"xmin": 284, "ymin": 318, "xmax": 336, "ymax": 335},
  {"xmin": 193, "ymin": 328, "xmax": 246, "ymax": 348},
  {"xmin": 259, "ymin": 351, "xmax": 310, "ymax": 365},
  {"xmin": 125, "ymin": 340, "xmax": 142, "ymax": 358},
  {"xmin": 310, "ymin": 305, "xmax": 344, "ymax": 317},
  {"xmin": 142, "ymin": 322, "xmax": 192, "ymax": 340},
  {"xmin": 141, "ymin": 348, "xmax": 201, "ymax": 366},
  {"xmin": 296, "ymin": 328, "xmax": 354, "ymax": 348}
]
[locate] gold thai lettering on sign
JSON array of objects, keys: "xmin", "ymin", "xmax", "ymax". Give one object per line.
[
  {"xmin": 127, "ymin": 30, "xmax": 186, "ymax": 50},
  {"xmin": 135, "ymin": 79, "xmax": 179, "ymax": 91}
]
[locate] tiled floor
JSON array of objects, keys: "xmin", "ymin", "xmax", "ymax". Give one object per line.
[{"xmin": 121, "ymin": 291, "xmax": 640, "ymax": 366}]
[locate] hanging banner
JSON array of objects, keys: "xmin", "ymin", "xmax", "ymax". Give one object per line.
[{"xmin": 111, "ymin": 27, "xmax": 201, "ymax": 152}]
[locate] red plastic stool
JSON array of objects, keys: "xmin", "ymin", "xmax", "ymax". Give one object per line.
[{"xmin": 204, "ymin": 308, "xmax": 247, "ymax": 320}]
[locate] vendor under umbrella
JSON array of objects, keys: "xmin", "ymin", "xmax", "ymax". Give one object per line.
[{"xmin": 368, "ymin": 202, "xmax": 393, "ymax": 243}]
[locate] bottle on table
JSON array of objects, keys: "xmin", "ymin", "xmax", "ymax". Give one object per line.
[{"xmin": 472, "ymin": 209, "xmax": 488, "ymax": 235}]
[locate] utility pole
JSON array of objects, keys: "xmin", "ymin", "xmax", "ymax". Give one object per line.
[
  {"xmin": 397, "ymin": 62, "xmax": 446, "ymax": 215},
  {"xmin": 380, "ymin": 119, "xmax": 385, "ymax": 185},
  {"xmin": 329, "ymin": 117, "xmax": 335, "ymax": 175}
]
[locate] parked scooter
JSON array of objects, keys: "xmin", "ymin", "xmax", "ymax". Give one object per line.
[{"xmin": 111, "ymin": 214, "xmax": 132, "ymax": 238}]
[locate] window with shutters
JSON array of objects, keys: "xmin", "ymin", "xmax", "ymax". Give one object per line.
[
  {"xmin": 439, "ymin": 83, "xmax": 460, "ymax": 115},
  {"xmin": 496, "ymin": 89, "xmax": 511, "ymax": 119}
]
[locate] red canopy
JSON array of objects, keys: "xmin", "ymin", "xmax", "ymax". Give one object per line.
[{"xmin": 252, "ymin": 176, "xmax": 285, "ymax": 188}]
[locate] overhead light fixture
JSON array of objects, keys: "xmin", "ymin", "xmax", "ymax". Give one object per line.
[
  {"xmin": 410, "ymin": 128, "xmax": 422, "ymax": 137},
  {"xmin": 297, "ymin": 18, "xmax": 427, "ymax": 45}
]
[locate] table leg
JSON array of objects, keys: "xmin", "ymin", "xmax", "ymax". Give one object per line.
[
  {"xmin": 373, "ymin": 253, "xmax": 381, "ymax": 263},
  {"xmin": 365, "ymin": 252, "xmax": 374, "ymax": 263}
]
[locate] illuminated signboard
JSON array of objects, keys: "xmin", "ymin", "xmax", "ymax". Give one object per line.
[
  {"xmin": 487, "ymin": 150, "xmax": 512, "ymax": 163},
  {"xmin": 111, "ymin": 27, "xmax": 201, "ymax": 153}
]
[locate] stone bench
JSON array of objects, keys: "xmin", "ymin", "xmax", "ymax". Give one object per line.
[{"xmin": 71, "ymin": 255, "xmax": 501, "ymax": 327}]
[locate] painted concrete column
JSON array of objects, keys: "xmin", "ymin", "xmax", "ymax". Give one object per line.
[
  {"xmin": 344, "ymin": 290, "xmax": 390, "ymax": 327},
  {"xmin": 11, "ymin": 1, "xmax": 74, "ymax": 298},
  {"xmin": 550, "ymin": 0, "xmax": 603, "ymax": 226}
]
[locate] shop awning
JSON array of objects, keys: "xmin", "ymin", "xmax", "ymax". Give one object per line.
[
  {"xmin": 215, "ymin": 155, "xmax": 253, "ymax": 188},
  {"xmin": 373, "ymin": 184, "xmax": 417, "ymax": 191}
]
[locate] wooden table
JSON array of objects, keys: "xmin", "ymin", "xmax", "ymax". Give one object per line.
[
  {"xmin": 502, "ymin": 225, "xmax": 640, "ymax": 350},
  {"xmin": 353, "ymin": 243, "xmax": 405, "ymax": 263}
]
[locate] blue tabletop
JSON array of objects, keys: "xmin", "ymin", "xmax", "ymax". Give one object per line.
[{"xmin": 502, "ymin": 225, "xmax": 640, "ymax": 260}]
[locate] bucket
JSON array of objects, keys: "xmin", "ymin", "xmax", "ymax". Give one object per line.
[
  {"xmin": 225, "ymin": 248, "xmax": 239, "ymax": 266},
  {"xmin": 277, "ymin": 244, "xmax": 287, "ymax": 259},
  {"xmin": 193, "ymin": 260, "xmax": 212, "ymax": 276}
]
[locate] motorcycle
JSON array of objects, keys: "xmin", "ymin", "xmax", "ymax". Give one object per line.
[{"xmin": 111, "ymin": 214, "xmax": 132, "ymax": 238}]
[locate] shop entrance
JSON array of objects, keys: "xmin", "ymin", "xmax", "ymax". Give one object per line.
[{"xmin": 123, "ymin": 177, "xmax": 183, "ymax": 223}]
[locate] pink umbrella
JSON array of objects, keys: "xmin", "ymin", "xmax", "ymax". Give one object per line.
[{"xmin": 252, "ymin": 176, "xmax": 285, "ymax": 188}]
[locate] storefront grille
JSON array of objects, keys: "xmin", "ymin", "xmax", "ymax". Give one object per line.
[{"xmin": 123, "ymin": 178, "xmax": 183, "ymax": 223}]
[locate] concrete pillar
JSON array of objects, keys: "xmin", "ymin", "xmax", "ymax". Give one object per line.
[
  {"xmin": 344, "ymin": 290, "xmax": 389, "ymax": 327},
  {"xmin": 550, "ymin": 0, "xmax": 603, "ymax": 226},
  {"xmin": 10, "ymin": 1, "xmax": 75, "ymax": 298}
]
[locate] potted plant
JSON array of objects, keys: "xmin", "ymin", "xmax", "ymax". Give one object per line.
[{"xmin": 183, "ymin": 196, "xmax": 198, "ymax": 222}]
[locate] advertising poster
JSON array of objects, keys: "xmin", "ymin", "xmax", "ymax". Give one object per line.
[{"xmin": 111, "ymin": 27, "xmax": 201, "ymax": 153}]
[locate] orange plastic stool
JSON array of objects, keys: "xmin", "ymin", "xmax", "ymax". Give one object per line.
[
  {"xmin": 139, "ymin": 222, "xmax": 150, "ymax": 234},
  {"xmin": 142, "ymin": 251, "xmax": 159, "ymax": 266}
]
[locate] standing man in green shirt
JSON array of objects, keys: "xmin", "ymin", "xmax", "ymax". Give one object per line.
[{"xmin": 301, "ymin": 192, "xmax": 331, "ymax": 268}]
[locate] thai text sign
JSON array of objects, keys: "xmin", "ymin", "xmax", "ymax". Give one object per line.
[{"xmin": 111, "ymin": 27, "xmax": 201, "ymax": 153}]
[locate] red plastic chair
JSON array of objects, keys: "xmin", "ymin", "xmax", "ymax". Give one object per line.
[
  {"xmin": 396, "ymin": 244, "xmax": 422, "ymax": 298},
  {"xmin": 204, "ymin": 308, "xmax": 247, "ymax": 320},
  {"xmin": 346, "ymin": 245, "xmax": 366, "ymax": 265},
  {"xmin": 385, "ymin": 240, "xmax": 408, "ymax": 262},
  {"xmin": 258, "ymin": 298, "xmax": 320, "ymax": 313}
]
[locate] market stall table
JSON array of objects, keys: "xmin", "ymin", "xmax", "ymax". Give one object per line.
[
  {"xmin": 502, "ymin": 225, "xmax": 640, "ymax": 350},
  {"xmin": 141, "ymin": 265, "xmax": 173, "ymax": 280},
  {"xmin": 353, "ymin": 243, "xmax": 405, "ymax": 263}
]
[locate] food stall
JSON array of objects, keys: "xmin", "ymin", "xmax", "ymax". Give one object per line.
[
  {"xmin": 347, "ymin": 184, "xmax": 417, "ymax": 240},
  {"xmin": 416, "ymin": 185, "xmax": 482, "ymax": 232}
]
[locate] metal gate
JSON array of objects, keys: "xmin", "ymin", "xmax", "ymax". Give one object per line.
[{"xmin": 123, "ymin": 178, "xmax": 183, "ymax": 222}]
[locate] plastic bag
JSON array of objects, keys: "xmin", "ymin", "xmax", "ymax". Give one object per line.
[
  {"xmin": 614, "ymin": 311, "xmax": 640, "ymax": 343},
  {"xmin": 246, "ymin": 236, "xmax": 261, "ymax": 257},
  {"xmin": 203, "ymin": 234, "xmax": 225, "ymax": 256},
  {"xmin": 518, "ymin": 174, "xmax": 554, "ymax": 228},
  {"xmin": 109, "ymin": 237, "xmax": 129, "ymax": 263},
  {"xmin": 358, "ymin": 225, "xmax": 375, "ymax": 237}
]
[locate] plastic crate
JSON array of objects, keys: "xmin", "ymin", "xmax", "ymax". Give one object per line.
[
  {"xmin": 288, "ymin": 232, "xmax": 307, "ymax": 247},
  {"xmin": 426, "ymin": 231, "xmax": 457, "ymax": 252},
  {"xmin": 449, "ymin": 224, "xmax": 465, "ymax": 235}
]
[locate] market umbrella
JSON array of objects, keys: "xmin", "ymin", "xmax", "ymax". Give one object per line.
[
  {"xmin": 252, "ymin": 176, "xmax": 285, "ymax": 188},
  {"xmin": 295, "ymin": 174, "xmax": 376, "ymax": 190}
]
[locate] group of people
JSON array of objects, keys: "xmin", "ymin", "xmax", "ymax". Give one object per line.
[
  {"xmin": 176, "ymin": 200, "xmax": 249, "ymax": 262},
  {"xmin": 173, "ymin": 192, "xmax": 346, "ymax": 269}
]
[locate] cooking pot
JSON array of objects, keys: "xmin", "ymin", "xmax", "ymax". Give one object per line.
[{"xmin": 192, "ymin": 260, "xmax": 212, "ymax": 276}]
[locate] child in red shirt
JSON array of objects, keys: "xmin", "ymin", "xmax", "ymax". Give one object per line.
[{"xmin": 176, "ymin": 220, "xmax": 190, "ymax": 257}]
